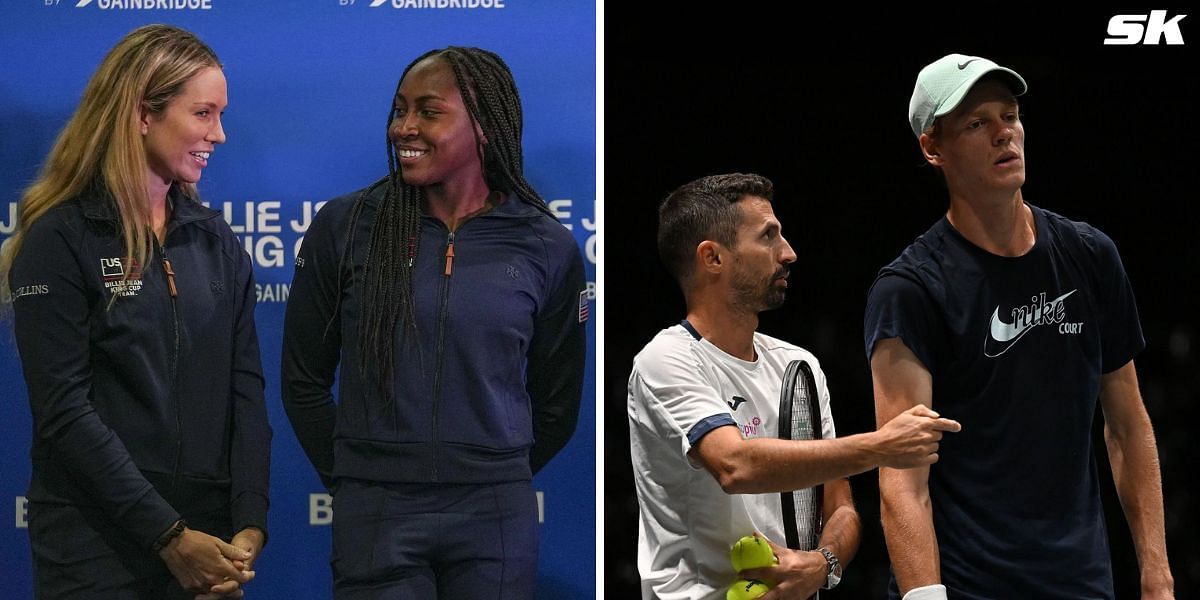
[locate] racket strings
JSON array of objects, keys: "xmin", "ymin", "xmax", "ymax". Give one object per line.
[{"xmin": 789, "ymin": 375, "xmax": 822, "ymax": 550}]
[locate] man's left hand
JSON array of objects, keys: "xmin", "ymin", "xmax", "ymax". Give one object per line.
[{"xmin": 739, "ymin": 535, "xmax": 827, "ymax": 600}]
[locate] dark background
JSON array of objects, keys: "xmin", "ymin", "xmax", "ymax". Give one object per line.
[{"xmin": 603, "ymin": 6, "xmax": 1199, "ymax": 598}]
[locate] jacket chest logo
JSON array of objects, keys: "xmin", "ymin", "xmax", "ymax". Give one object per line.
[{"xmin": 101, "ymin": 257, "xmax": 143, "ymax": 297}]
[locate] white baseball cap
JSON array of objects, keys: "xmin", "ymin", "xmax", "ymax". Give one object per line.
[{"xmin": 908, "ymin": 53, "xmax": 1027, "ymax": 137}]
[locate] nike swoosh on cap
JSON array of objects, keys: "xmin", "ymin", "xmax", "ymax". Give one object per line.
[{"xmin": 957, "ymin": 59, "xmax": 979, "ymax": 70}]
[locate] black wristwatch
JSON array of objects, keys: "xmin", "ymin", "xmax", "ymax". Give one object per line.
[
  {"xmin": 152, "ymin": 519, "xmax": 187, "ymax": 553},
  {"xmin": 817, "ymin": 546, "xmax": 842, "ymax": 589}
]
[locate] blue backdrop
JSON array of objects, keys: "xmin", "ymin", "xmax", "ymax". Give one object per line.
[{"xmin": 0, "ymin": 1, "xmax": 596, "ymax": 597}]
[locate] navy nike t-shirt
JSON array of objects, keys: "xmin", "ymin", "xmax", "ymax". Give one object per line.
[{"xmin": 864, "ymin": 203, "xmax": 1144, "ymax": 600}]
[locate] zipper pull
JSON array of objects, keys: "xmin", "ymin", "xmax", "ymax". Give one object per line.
[
  {"xmin": 162, "ymin": 258, "xmax": 177, "ymax": 298},
  {"xmin": 444, "ymin": 232, "xmax": 456, "ymax": 276}
]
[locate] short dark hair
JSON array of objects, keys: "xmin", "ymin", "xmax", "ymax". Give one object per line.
[{"xmin": 657, "ymin": 173, "xmax": 774, "ymax": 286}]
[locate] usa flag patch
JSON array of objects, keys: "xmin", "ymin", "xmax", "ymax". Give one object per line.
[{"xmin": 578, "ymin": 289, "xmax": 590, "ymax": 323}]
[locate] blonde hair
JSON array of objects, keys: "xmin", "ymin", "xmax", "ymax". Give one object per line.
[{"xmin": 0, "ymin": 24, "xmax": 220, "ymax": 302}]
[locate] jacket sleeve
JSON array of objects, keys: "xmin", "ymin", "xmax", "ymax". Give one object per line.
[
  {"xmin": 9, "ymin": 215, "xmax": 179, "ymax": 549},
  {"xmin": 280, "ymin": 201, "xmax": 344, "ymax": 489},
  {"xmin": 526, "ymin": 237, "xmax": 587, "ymax": 474},
  {"xmin": 228, "ymin": 243, "xmax": 271, "ymax": 539}
]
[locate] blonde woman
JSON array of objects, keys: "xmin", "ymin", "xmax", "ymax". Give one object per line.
[{"xmin": 1, "ymin": 24, "xmax": 270, "ymax": 599}]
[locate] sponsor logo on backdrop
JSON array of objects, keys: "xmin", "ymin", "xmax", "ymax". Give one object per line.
[
  {"xmin": 3, "ymin": 198, "xmax": 593, "ymax": 304},
  {"xmin": 364, "ymin": 0, "xmax": 505, "ymax": 8},
  {"xmin": 307, "ymin": 492, "xmax": 545, "ymax": 525},
  {"xmin": 16, "ymin": 497, "xmax": 27, "ymax": 529},
  {"xmin": 1, "ymin": 203, "xmax": 14, "ymax": 235},
  {"xmin": 550, "ymin": 198, "xmax": 597, "ymax": 266},
  {"xmin": 67, "ymin": 0, "xmax": 215, "ymax": 9}
]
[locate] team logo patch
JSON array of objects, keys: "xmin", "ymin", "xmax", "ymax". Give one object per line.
[{"xmin": 100, "ymin": 257, "xmax": 143, "ymax": 297}]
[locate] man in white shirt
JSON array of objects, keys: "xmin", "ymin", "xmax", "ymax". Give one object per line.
[{"xmin": 628, "ymin": 173, "xmax": 961, "ymax": 599}]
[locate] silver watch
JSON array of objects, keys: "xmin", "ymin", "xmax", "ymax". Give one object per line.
[{"xmin": 817, "ymin": 546, "xmax": 842, "ymax": 589}]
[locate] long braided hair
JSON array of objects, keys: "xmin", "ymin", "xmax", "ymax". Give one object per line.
[{"xmin": 343, "ymin": 47, "xmax": 554, "ymax": 402}]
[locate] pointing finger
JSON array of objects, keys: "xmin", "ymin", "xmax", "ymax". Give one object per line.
[{"xmin": 932, "ymin": 418, "xmax": 961, "ymax": 432}]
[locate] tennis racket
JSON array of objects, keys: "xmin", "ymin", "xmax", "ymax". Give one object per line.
[{"xmin": 778, "ymin": 359, "xmax": 823, "ymax": 553}]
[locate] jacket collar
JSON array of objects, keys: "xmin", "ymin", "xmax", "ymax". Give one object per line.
[
  {"xmin": 361, "ymin": 177, "xmax": 556, "ymax": 222},
  {"xmin": 81, "ymin": 183, "xmax": 221, "ymax": 226}
]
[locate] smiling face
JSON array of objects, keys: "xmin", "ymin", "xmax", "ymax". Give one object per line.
[
  {"xmin": 728, "ymin": 195, "xmax": 797, "ymax": 312},
  {"xmin": 388, "ymin": 56, "xmax": 485, "ymax": 190},
  {"xmin": 142, "ymin": 66, "xmax": 227, "ymax": 188},
  {"xmin": 921, "ymin": 77, "xmax": 1025, "ymax": 196}
]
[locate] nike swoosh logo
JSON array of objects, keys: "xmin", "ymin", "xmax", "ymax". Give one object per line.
[
  {"xmin": 957, "ymin": 59, "xmax": 979, "ymax": 70},
  {"xmin": 727, "ymin": 396, "xmax": 747, "ymax": 411},
  {"xmin": 989, "ymin": 290, "xmax": 1076, "ymax": 342}
]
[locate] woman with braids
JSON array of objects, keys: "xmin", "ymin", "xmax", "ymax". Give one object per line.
[
  {"xmin": 1, "ymin": 24, "xmax": 270, "ymax": 599},
  {"xmin": 281, "ymin": 47, "xmax": 587, "ymax": 598}
]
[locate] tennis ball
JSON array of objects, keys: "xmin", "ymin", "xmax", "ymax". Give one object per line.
[
  {"xmin": 729, "ymin": 535, "xmax": 778, "ymax": 572},
  {"xmin": 726, "ymin": 579, "xmax": 770, "ymax": 600}
]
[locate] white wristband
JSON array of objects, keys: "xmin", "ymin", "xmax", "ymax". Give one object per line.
[{"xmin": 902, "ymin": 584, "xmax": 948, "ymax": 600}]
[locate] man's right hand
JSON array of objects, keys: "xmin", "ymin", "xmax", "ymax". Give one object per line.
[
  {"xmin": 159, "ymin": 527, "xmax": 254, "ymax": 595},
  {"xmin": 872, "ymin": 404, "xmax": 961, "ymax": 468}
]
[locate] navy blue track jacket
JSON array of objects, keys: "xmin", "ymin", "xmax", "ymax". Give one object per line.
[
  {"xmin": 8, "ymin": 185, "xmax": 271, "ymax": 549},
  {"xmin": 281, "ymin": 182, "xmax": 587, "ymax": 487}
]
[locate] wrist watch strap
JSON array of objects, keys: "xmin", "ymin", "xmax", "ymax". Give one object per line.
[
  {"xmin": 817, "ymin": 546, "xmax": 841, "ymax": 589},
  {"xmin": 152, "ymin": 519, "xmax": 187, "ymax": 553}
]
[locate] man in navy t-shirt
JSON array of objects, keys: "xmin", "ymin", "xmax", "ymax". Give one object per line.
[{"xmin": 863, "ymin": 54, "xmax": 1175, "ymax": 600}]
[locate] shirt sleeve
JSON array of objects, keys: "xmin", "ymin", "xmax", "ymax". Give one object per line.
[
  {"xmin": 280, "ymin": 199, "xmax": 345, "ymax": 489},
  {"xmin": 9, "ymin": 214, "xmax": 179, "ymax": 549},
  {"xmin": 228, "ymin": 240, "xmax": 271, "ymax": 539},
  {"xmin": 863, "ymin": 272, "xmax": 943, "ymax": 374},
  {"xmin": 1085, "ymin": 228, "xmax": 1145, "ymax": 372},
  {"xmin": 629, "ymin": 338, "xmax": 737, "ymax": 460},
  {"xmin": 526, "ymin": 238, "xmax": 587, "ymax": 475},
  {"xmin": 812, "ymin": 357, "xmax": 837, "ymax": 440}
]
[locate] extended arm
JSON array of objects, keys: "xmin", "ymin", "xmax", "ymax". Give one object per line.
[
  {"xmin": 1099, "ymin": 360, "xmax": 1174, "ymax": 598},
  {"xmin": 688, "ymin": 402, "xmax": 956, "ymax": 495}
]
